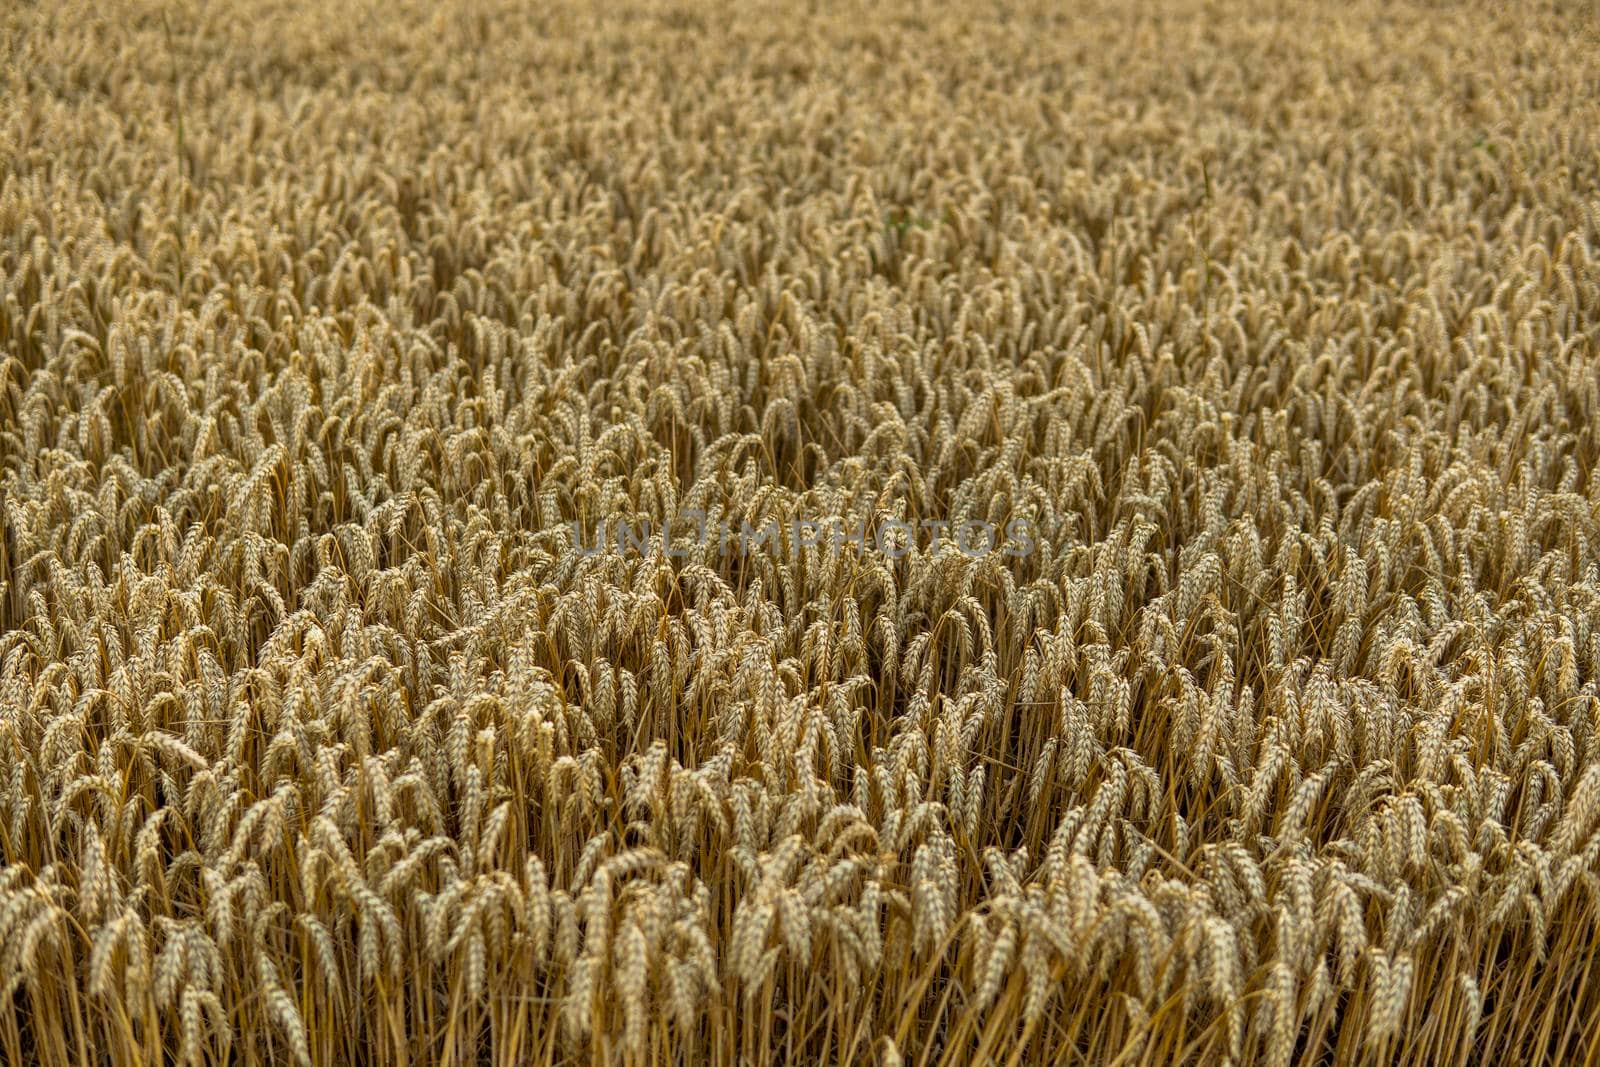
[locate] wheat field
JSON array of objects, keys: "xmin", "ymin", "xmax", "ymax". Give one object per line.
[{"xmin": 3, "ymin": 0, "xmax": 1600, "ymax": 1063}]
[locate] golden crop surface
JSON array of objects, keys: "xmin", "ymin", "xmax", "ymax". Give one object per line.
[{"xmin": 3, "ymin": 0, "xmax": 1599, "ymax": 1063}]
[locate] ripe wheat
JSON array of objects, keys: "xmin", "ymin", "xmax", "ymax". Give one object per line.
[{"xmin": 3, "ymin": 0, "xmax": 1600, "ymax": 1063}]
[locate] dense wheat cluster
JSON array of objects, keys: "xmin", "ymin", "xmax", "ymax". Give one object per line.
[{"xmin": 4, "ymin": 0, "xmax": 1600, "ymax": 1063}]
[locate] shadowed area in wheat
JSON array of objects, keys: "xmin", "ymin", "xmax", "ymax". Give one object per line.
[{"xmin": 3, "ymin": 0, "xmax": 1600, "ymax": 1063}]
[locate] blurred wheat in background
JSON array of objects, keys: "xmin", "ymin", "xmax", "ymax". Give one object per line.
[{"xmin": 3, "ymin": 0, "xmax": 1600, "ymax": 1063}]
